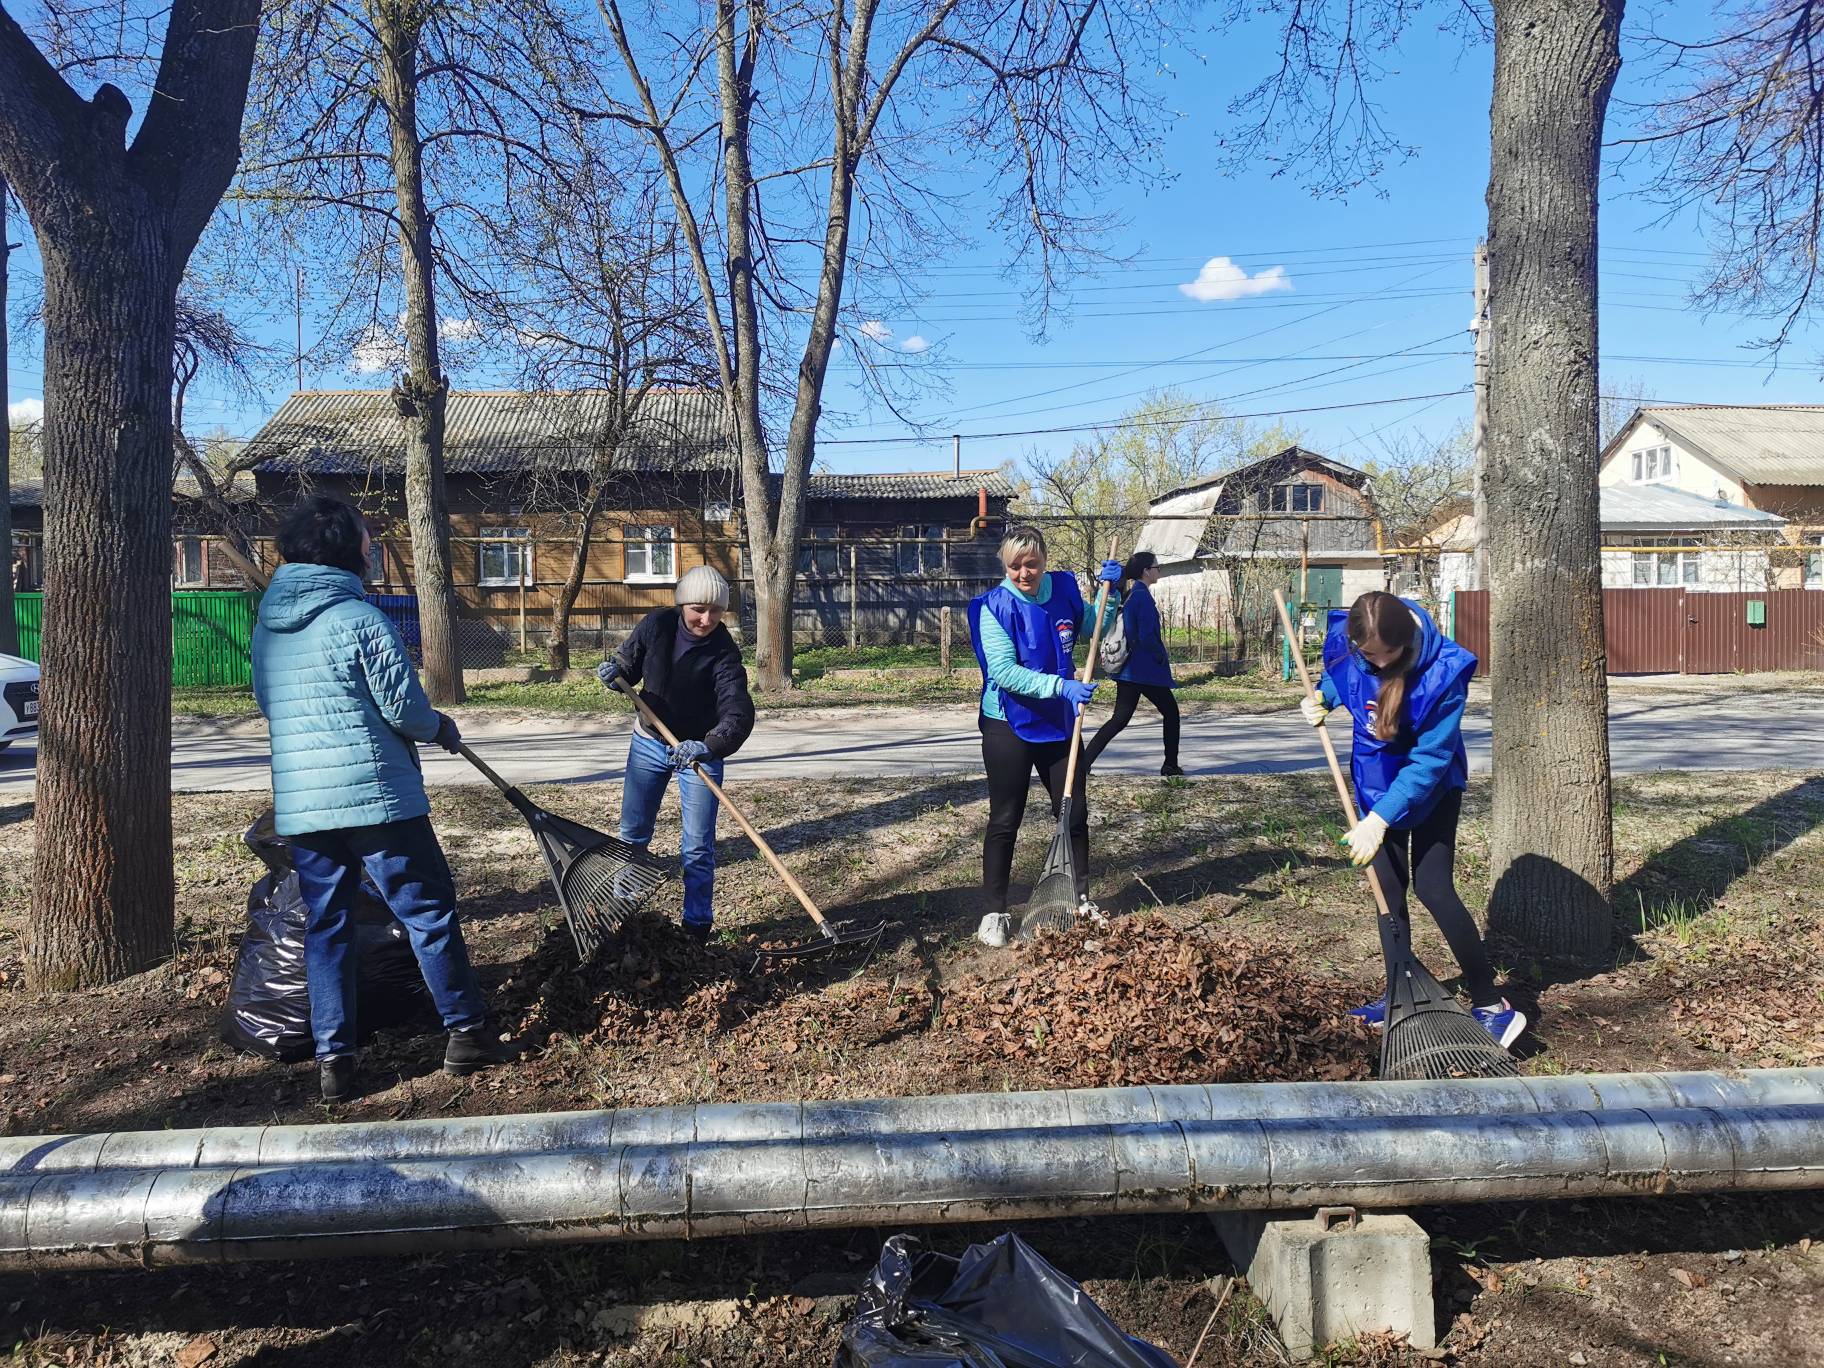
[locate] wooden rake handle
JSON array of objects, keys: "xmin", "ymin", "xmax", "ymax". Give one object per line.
[
  {"xmin": 609, "ymin": 677, "xmax": 832, "ymax": 932},
  {"xmin": 1272, "ymin": 590, "xmax": 1396, "ymax": 920},
  {"xmin": 1059, "ymin": 536, "xmax": 1121, "ymax": 800}
]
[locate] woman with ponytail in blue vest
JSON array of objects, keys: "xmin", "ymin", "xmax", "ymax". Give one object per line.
[
  {"xmin": 1304, "ymin": 591, "xmax": 1526, "ymax": 1048},
  {"xmin": 969, "ymin": 525, "xmax": 1123, "ymax": 920}
]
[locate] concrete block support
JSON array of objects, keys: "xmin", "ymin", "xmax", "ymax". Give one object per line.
[{"xmin": 1212, "ymin": 1206, "xmax": 1436, "ymax": 1360}]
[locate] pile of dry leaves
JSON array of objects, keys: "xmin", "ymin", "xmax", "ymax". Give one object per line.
[
  {"xmin": 938, "ymin": 916, "xmax": 1374, "ymax": 1087},
  {"xmin": 1664, "ymin": 909, "xmax": 1824, "ymax": 1066},
  {"xmin": 504, "ymin": 914, "xmax": 788, "ymax": 1047}
]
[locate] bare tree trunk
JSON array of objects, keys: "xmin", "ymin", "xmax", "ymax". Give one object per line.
[
  {"xmin": 1, "ymin": 0, "xmax": 260, "ymax": 989},
  {"xmin": 0, "ymin": 172, "xmax": 15, "ymax": 656},
  {"xmin": 1483, "ymin": 0, "xmax": 1622, "ymax": 963},
  {"xmin": 374, "ymin": 0, "xmax": 465, "ymax": 704},
  {"xmin": 548, "ymin": 479, "xmax": 610, "ymax": 671}
]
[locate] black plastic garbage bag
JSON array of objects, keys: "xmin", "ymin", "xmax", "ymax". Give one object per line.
[
  {"xmin": 836, "ymin": 1233, "xmax": 1179, "ymax": 1368},
  {"xmin": 221, "ymin": 810, "xmax": 433, "ymax": 1061}
]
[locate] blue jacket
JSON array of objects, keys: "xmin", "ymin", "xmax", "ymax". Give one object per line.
[
  {"xmin": 252, "ymin": 563, "xmax": 441, "ymax": 836},
  {"xmin": 1318, "ymin": 599, "xmax": 1475, "ymax": 830},
  {"xmin": 1113, "ymin": 582, "xmax": 1175, "ymax": 688}
]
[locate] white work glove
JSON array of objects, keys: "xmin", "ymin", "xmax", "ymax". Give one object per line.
[
  {"xmin": 1299, "ymin": 693, "xmax": 1331, "ymax": 727},
  {"xmin": 1341, "ymin": 812, "xmax": 1389, "ymax": 868}
]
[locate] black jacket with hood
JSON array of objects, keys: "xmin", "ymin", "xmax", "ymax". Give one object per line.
[{"xmin": 613, "ymin": 607, "xmax": 756, "ymax": 759}]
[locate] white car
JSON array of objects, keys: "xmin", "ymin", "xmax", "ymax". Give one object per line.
[{"xmin": 0, "ymin": 653, "xmax": 39, "ymax": 751}]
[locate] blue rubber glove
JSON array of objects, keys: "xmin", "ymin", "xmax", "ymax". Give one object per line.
[
  {"xmin": 432, "ymin": 712, "xmax": 462, "ymax": 754},
  {"xmin": 668, "ymin": 739, "xmax": 710, "ymax": 772},
  {"xmin": 1059, "ymin": 679, "xmax": 1098, "ymax": 712},
  {"xmin": 596, "ymin": 658, "xmax": 623, "ymax": 690},
  {"xmin": 1097, "ymin": 559, "xmax": 1123, "ymax": 585}
]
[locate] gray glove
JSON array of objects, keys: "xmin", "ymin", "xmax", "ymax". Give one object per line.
[{"xmin": 668, "ymin": 739, "xmax": 710, "ymax": 772}]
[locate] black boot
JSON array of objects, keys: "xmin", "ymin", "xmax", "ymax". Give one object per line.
[
  {"xmin": 682, "ymin": 921, "xmax": 712, "ymax": 945},
  {"xmin": 444, "ymin": 1027, "xmax": 523, "ymax": 1077},
  {"xmin": 1160, "ymin": 761, "xmax": 1184, "ymax": 777},
  {"xmin": 319, "ymin": 1055, "xmax": 356, "ymax": 1104}
]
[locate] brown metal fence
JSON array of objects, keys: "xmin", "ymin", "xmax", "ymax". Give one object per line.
[{"xmin": 1452, "ymin": 589, "xmax": 1824, "ymax": 675}]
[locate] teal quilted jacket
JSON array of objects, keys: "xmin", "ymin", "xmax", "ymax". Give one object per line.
[{"xmin": 252, "ymin": 563, "xmax": 440, "ymax": 836}]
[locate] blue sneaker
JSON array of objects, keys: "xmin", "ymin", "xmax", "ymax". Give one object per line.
[
  {"xmin": 1349, "ymin": 996, "xmax": 1387, "ymax": 1027},
  {"xmin": 1472, "ymin": 1000, "xmax": 1527, "ymax": 1049}
]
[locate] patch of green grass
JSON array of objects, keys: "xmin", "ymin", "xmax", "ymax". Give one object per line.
[{"xmin": 171, "ymin": 685, "xmax": 260, "ymax": 716}]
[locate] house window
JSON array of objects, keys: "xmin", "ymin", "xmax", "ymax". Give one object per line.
[
  {"xmin": 478, "ymin": 527, "xmax": 531, "ymax": 587},
  {"xmin": 174, "ymin": 537, "xmax": 207, "ymax": 587},
  {"xmin": 1630, "ymin": 446, "xmax": 1676, "ymax": 484},
  {"xmin": 1805, "ymin": 537, "xmax": 1824, "ymax": 589},
  {"xmin": 798, "ymin": 526, "xmax": 840, "ymax": 578},
  {"xmin": 1268, "ymin": 483, "xmax": 1324, "ymax": 514},
  {"xmin": 624, "ymin": 524, "xmax": 676, "ymax": 581},
  {"xmin": 703, "ymin": 500, "xmax": 735, "ymax": 523},
  {"xmin": 1629, "ymin": 536, "xmax": 1701, "ymax": 587},
  {"xmin": 897, "ymin": 524, "xmax": 945, "ymax": 575},
  {"xmin": 366, "ymin": 539, "xmax": 387, "ymax": 586}
]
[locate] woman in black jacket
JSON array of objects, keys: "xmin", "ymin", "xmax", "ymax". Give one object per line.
[{"xmin": 596, "ymin": 565, "xmax": 755, "ymax": 940}]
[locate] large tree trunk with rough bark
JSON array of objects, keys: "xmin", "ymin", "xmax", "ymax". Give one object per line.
[
  {"xmin": 374, "ymin": 0, "xmax": 464, "ymax": 704},
  {"xmin": 1482, "ymin": 0, "xmax": 1623, "ymax": 963},
  {"xmin": 0, "ymin": 174, "xmax": 15, "ymax": 657},
  {"xmin": 0, "ymin": 0, "xmax": 261, "ymax": 988}
]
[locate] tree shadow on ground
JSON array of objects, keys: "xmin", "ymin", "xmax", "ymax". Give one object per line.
[{"xmin": 0, "ymin": 799, "xmax": 31, "ymax": 828}]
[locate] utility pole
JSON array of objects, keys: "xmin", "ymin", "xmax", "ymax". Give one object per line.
[
  {"xmin": 952, "ymin": 433, "xmax": 961, "ymax": 478},
  {"xmin": 1472, "ymin": 242, "xmax": 1490, "ymax": 591},
  {"xmin": 294, "ymin": 266, "xmax": 305, "ymax": 392}
]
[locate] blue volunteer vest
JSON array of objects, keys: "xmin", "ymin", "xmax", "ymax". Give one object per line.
[
  {"xmin": 968, "ymin": 572, "xmax": 1086, "ymax": 743},
  {"xmin": 1322, "ymin": 601, "xmax": 1476, "ymax": 827}
]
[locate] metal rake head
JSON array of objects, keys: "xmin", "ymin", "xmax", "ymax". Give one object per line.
[
  {"xmin": 1380, "ymin": 955, "xmax": 1519, "ymax": 1081},
  {"xmin": 1016, "ymin": 871, "xmax": 1080, "ymax": 940},
  {"xmin": 529, "ymin": 808, "xmax": 670, "ymax": 961},
  {"xmin": 558, "ymin": 847, "xmax": 670, "ymax": 961}
]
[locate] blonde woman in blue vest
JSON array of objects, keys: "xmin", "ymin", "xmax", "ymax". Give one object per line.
[
  {"xmin": 1305, "ymin": 590, "xmax": 1524, "ymax": 1047},
  {"xmin": 967, "ymin": 525, "xmax": 1122, "ymax": 922}
]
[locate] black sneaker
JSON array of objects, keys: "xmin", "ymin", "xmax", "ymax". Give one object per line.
[
  {"xmin": 682, "ymin": 921, "xmax": 712, "ymax": 944},
  {"xmin": 319, "ymin": 1055, "xmax": 356, "ymax": 1104},
  {"xmin": 443, "ymin": 1027, "xmax": 523, "ymax": 1077},
  {"xmin": 1160, "ymin": 762, "xmax": 1184, "ymax": 777}
]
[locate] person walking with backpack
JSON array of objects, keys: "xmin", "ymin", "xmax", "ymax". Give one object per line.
[
  {"xmin": 968, "ymin": 525, "xmax": 1123, "ymax": 923},
  {"xmin": 596, "ymin": 564, "xmax": 755, "ymax": 943},
  {"xmin": 1082, "ymin": 550, "xmax": 1181, "ymax": 777},
  {"xmin": 1302, "ymin": 590, "xmax": 1525, "ymax": 1048},
  {"xmin": 252, "ymin": 495, "xmax": 519, "ymax": 1104}
]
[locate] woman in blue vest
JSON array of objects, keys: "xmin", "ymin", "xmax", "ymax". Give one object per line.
[
  {"xmin": 969, "ymin": 525, "xmax": 1123, "ymax": 919},
  {"xmin": 1082, "ymin": 550, "xmax": 1181, "ymax": 776},
  {"xmin": 1302, "ymin": 590, "xmax": 1525, "ymax": 1047}
]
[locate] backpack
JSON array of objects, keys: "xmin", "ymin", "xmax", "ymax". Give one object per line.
[{"xmin": 1099, "ymin": 600, "xmax": 1131, "ymax": 674}]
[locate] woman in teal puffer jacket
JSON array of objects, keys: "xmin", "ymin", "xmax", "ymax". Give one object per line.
[{"xmin": 252, "ymin": 496, "xmax": 518, "ymax": 1103}]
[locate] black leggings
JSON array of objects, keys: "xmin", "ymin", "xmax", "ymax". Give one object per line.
[
  {"xmin": 1368, "ymin": 788, "xmax": 1498, "ymax": 1004},
  {"xmin": 1082, "ymin": 681, "xmax": 1180, "ymax": 768},
  {"xmin": 980, "ymin": 715, "xmax": 1088, "ymax": 915}
]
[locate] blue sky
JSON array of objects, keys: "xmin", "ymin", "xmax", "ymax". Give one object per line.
[{"xmin": 7, "ymin": 0, "xmax": 1818, "ymax": 477}]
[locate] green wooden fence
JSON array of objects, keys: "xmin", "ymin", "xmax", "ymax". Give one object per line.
[{"xmin": 11, "ymin": 590, "xmax": 258, "ymax": 687}]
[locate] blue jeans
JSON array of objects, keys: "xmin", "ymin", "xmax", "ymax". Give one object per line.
[
  {"xmin": 620, "ymin": 730, "xmax": 722, "ymax": 927},
  {"xmin": 290, "ymin": 816, "xmax": 488, "ymax": 1059}
]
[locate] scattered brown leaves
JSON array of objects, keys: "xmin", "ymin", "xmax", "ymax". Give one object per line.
[{"xmin": 937, "ymin": 917, "xmax": 1374, "ymax": 1087}]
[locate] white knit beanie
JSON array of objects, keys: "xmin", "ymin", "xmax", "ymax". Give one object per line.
[{"xmin": 675, "ymin": 564, "xmax": 730, "ymax": 610}]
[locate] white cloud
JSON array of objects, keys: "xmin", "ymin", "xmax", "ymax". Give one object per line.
[
  {"xmin": 350, "ymin": 326, "xmax": 405, "ymax": 375},
  {"xmin": 859, "ymin": 319, "xmax": 893, "ymax": 344},
  {"xmin": 901, "ymin": 335, "xmax": 931, "ymax": 354},
  {"xmin": 440, "ymin": 316, "xmax": 483, "ymax": 343},
  {"xmin": 1177, "ymin": 257, "xmax": 1293, "ymax": 302},
  {"xmin": 7, "ymin": 398, "xmax": 44, "ymax": 425}
]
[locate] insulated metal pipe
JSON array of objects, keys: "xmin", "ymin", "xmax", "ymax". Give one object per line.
[
  {"xmin": 4, "ymin": 1100, "xmax": 1824, "ymax": 1271},
  {"xmin": 6, "ymin": 1069, "xmax": 1820, "ymax": 1177}
]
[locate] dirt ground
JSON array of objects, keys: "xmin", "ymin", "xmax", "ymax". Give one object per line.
[{"xmin": 1, "ymin": 765, "xmax": 1822, "ymax": 1363}]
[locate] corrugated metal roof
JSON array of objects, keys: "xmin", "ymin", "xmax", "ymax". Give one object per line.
[
  {"xmin": 1600, "ymin": 483, "xmax": 1787, "ymax": 531},
  {"xmin": 1135, "ymin": 483, "xmax": 1224, "ymax": 563},
  {"xmin": 799, "ymin": 470, "xmax": 1017, "ymax": 501},
  {"xmin": 243, "ymin": 389, "xmax": 735, "ymax": 478},
  {"xmin": 1639, "ymin": 404, "xmax": 1824, "ymax": 486}
]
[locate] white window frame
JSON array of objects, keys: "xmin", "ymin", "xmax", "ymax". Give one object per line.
[
  {"xmin": 174, "ymin": 537, "xmax": 208, "ymax": 587},
  {"xmin": 478, "ymin": 527, "xmax": 531, "ymax": 588},
  {"xmin": 623, "ymin": 523, "xmax": 677, "ymax": 583},
  {"xmin": 1628, "ymin": 536, "xmax": 1701, "ymax": 588},
  {"xmin": 1630, "ymin": 445, "xmax": 1676, "ymax": 485},
  {"xmin": 1805, "ymin": 536, "xmax": 1824, "ymax": 590}
]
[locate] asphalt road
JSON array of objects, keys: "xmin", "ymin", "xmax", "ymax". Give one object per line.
[{"xmin": 0, "ymin": 690, "xmax": 1809, "ymax": 797}]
